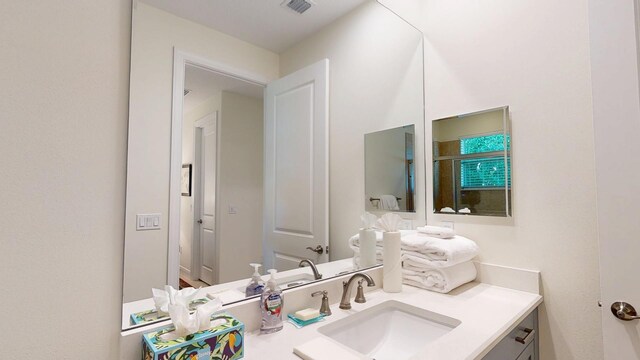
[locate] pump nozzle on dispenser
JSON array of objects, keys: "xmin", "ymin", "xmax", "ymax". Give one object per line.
[
  {"xmin": 266, "ymin": 269, "xmax": 278, "ymax": 290},
  {"xmin": 245, "ymin": 263, "xmax": 265, "ymax": 297}
]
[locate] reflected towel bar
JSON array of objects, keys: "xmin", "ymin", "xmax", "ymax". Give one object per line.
[{"xmin": 369, "ymin": 197, "xmax": 401, "ymax": 202}]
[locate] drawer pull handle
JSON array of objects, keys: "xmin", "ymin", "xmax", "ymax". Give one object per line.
[{"xmin": 515, "ymin": 328, "xmax": 535, "ymax": 344}]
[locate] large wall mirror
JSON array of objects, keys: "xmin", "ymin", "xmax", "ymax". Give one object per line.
[
  {"xmin": 432, "ymin": 107, "xmax": 511, "ymax": 217},
  {"xmin": 122, "ymin": 0, "xmax": 425, "ymax": 330}
]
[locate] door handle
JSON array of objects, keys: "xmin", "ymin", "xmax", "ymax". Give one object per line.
[
  {"xmin": 611, "ymin": 302, "xmax": 640, "ymax": 321},
  {"xmin": 306, "ymin": 245, "xmax": 324, "ymax": 255},
  {"xmin": 197, "ymin": 219, "xmax": 203, "ymax": 224}
]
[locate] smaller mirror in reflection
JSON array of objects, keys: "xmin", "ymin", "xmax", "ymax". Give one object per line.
[
  {"xmin": 432, "ymin": 107, "xmax": 511, "ymax": 217},
  {"xmin": 365, "ymin": 125, "xmax": 416, "ymax": 212}
]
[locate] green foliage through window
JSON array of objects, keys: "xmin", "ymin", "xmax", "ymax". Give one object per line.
[{"xmin": 460, "ymin": 134, "xmax": 511, "ymax": 188}]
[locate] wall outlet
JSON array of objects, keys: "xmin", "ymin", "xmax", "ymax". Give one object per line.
[
  {"xmin": 136, "ymin": 213, "xmax": 161, "ymax": 231},
  {"xmin": 440, "ymin": 221, "xmax": 454, "ymax": 230},
  {"xmin": 398, "ymin": 219, "xmax": 413, "ymax": 230}
]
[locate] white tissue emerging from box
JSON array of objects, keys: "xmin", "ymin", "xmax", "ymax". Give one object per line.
[
  {"xmin": 375, "ymin": 213, "xmax": 404, "ymax": 232},
  {"xmin": 153, "ymin": 285, "xmax": 223, "ymax": 339},
  {"xmin": 360, "ymin": 212, "xmax": 378, "ymax": 229}
]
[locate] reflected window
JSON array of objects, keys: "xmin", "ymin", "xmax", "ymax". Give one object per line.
[{"xmin": 460, "ymin": 134, "xmax": 511, "ymax": 189}]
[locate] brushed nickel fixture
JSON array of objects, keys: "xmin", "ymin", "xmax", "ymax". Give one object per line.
[
  {"xmin": 312, "ymin": 290, "xmax": 331, "ymax": 316},
  {"xmin": 339, "ymin": 273, "xmax": 375, "ymax": 310},
  {"xmin": 298, "ymin": 259, "xmax": 323, "ymax": 280}
]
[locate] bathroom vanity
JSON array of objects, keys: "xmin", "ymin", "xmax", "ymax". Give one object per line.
[
  {"xmin": 120, "ymin": 264, "xmax": 541, "ymax": 359},
  {"xmin": 243, "ymin": 273, "xmax": 540, "ymax": 359}
]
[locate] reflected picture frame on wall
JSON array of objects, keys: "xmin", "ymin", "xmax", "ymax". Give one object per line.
[{"xmin": 181, "ymin": 164, "xmax": 192, "ymax": 196}]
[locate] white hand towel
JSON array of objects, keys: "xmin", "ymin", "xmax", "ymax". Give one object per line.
[
  {"xmin": 402, "ymin": 261, "xmax": 477, "ymax": 293},
  {"xmin": 416, "ymin": 225, "xmax": 455, "ymax": 239},
  {"xmin": 350, "ymin": 230, "xmax": 479, "ymax": 268},
  {"xmin": 379, "ymin": 194, "xmax": 400, "ymax": 210},
  {"xmin": 400, "ymin": 233, "xmax": 479, "ymax": 268}
]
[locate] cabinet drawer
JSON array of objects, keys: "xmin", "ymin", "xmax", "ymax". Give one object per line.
[
  {"xmin": 516, "ymin": 341, "xmax": 535, "ymax": 360},
  {"xmin": 482, "ymin": 309, "xmax": 537, "ymax": 360}
]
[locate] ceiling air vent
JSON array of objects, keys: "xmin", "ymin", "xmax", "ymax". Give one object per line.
[
  {"xmin": 184, "ymin": 89, "xmax": 192, "ymax": 97},
  {"xmin": 281, "ymin": 0, "xmax": 314, "ymax": 15}
]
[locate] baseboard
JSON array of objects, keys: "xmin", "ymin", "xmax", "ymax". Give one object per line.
[{"xmin": 179, "ymin": 265, "xmax": 191, "ymax": 278}]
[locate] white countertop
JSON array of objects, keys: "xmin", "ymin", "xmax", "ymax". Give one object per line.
[{"xmin": 242, "ymin": 282, "xmax": 542, "ymax": 360}]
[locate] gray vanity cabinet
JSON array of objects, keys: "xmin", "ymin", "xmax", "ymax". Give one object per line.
[{"xmin": 482, "ymin": 308, "xmax": 539, "ymax": 360}]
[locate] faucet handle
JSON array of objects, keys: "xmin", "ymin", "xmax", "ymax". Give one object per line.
[
  {"xmin": 354, "ymin": 280, "xmax": 366, "ymax": 304},
  {"xmin": 312, "ymin": 290, "xmax": 332, "ymax": 316}
]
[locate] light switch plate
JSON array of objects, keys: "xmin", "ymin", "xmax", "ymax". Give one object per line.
[
  {"xmin": 136, "ymin": 213, "xmax": 161, "ymax": 231},
  {"xmin": 228, "ymin": 205, "xmax": 238, "ymax": 215}
]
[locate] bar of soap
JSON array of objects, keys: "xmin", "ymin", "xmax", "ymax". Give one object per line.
[{"xmin": 294, "ymin": 308, "xmax": 320, "ymax": 321}]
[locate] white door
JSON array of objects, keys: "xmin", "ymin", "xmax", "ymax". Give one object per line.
[
  {"xmin": 590, "ymin": 0, "xmax": 640, "ymax": 357},
  {"xmin": 194, "ymin": 112, "xmax": 218, "ymax": 285},
  {"xmin": 263, "ymin": 59, "xmax": 329, "ymax": 271}
]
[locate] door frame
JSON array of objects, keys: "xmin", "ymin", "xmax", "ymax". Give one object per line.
[
  {"xmin": 589, "ymin": 0, "xmax": 640, "ymax": 357},
  {"xmin": 168, "ymin": 49, "xmax": 268, "ymax": 287},
  {"xmin": 191, "ymin": 111, "xmax": 218, "ymax": 283}
]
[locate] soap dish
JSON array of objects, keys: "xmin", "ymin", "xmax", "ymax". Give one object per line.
[{"xmin": 287, "ymin": 313, "xmax": 325, "ymax": 328}]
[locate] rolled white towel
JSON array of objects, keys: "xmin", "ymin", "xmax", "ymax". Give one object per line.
[
  {"xmin": 350, "ymin": 230, "xmax": 479, "ymax": 267},
  {"xmin": 402, "ymin": 261, "xmax": 477, "ymax": 293},
  {"xmin": 416, "ymin": 225, "xmax": 455, "ymax": 239},
  {"xmin": 351, "ymin": 246, "xmax": 384, "ymax": 260},
  {"xmin": 353, "ymin": 254, "xmax": 383, "ymax": 268},
  {"xmin": 400, "ymin": 233, "xmax": 479, "ymax": 268}
]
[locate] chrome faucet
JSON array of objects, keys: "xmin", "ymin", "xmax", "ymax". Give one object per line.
[
  {"xmin": 339, "ymin": 273, "xmax": 375, "ymax": 310},
  {"xmin": 299, "ymin": 259, "xmax": 323, "ymax": 280}
]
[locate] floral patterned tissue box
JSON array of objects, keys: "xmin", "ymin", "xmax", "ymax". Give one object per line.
[{"xmin": 142, "ymin": 313, "xmax": 244, "ymax": 360}]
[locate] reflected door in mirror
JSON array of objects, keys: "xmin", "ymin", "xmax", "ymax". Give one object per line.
[{"xmin": 263, "ymin": 59, "xmax": 329, "ymax": 271}]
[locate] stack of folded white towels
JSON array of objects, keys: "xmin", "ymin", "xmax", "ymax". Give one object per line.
[{"xmin": 349, "ymin": 226, "xmax": 479, "ymax": 293}]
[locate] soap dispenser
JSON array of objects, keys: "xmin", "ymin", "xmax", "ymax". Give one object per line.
[
  {"xmin": 245, "ymin": 263, "xmax": 265, "ymax": 297},
  {"xmin": 260, "ymin": 269, "xmax": 284, "ymax": 334}
]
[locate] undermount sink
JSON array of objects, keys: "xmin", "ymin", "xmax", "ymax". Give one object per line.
[
  {"xmin": 318, "ymin": 300, "xmax": 461, "ymax": 360},
  {"xmin": 236, "ymin": 272, "xmax": 316, "ymax": 293},
  {"xmin": 275, "ymin": 272, "xmax": 316, "ymax": 287}
]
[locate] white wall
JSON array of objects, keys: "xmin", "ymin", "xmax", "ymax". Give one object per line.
[
  {"xmin": 124, "ymin": 3, "xmax": 279, "ymax": 301},
  {"xmin": 180, "ymin": 94, "xmax": 222, "ymax": 275},
  {"xmin": 280, "ymin": 1, "xmax": 425, "ymax": 261},
  {"xmin": 218, "ymin": 91, "xmax": 264, "ymax": 282},
  {"xmin": 420, "ymin": 0, "xmax": 602, "ymax": 359},
  {"xmin": 0, "ymin": 0, "xmax": 130, "ymax": 358},
  {"xmin": 433, "ymin": 110, "xmax": 504, "ymax": 142}
]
